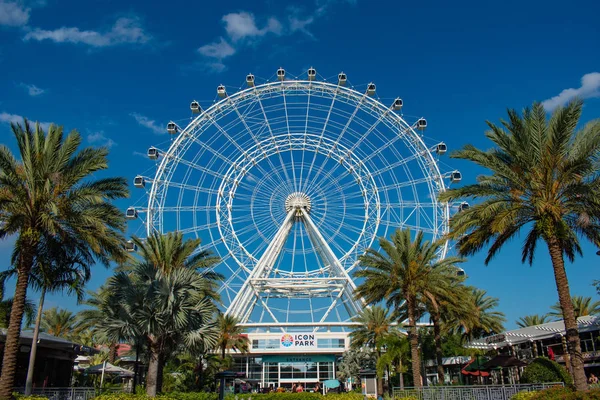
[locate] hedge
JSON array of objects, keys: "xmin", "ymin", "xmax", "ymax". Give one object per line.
[
  {"xmin": 520, "ymin": 357, "xmax": 573, "ymax": 386},
  {"xmin": 511, "ymin": 386, "xmax": 600, "ymax": 400}
]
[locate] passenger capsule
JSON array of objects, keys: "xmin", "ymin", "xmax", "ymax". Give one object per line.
[
  {"xmin": 436, "ymin": 142, "xmax": 447, "ymax": 155},
  {"xmin": 126, "ymin": 207, "xmax": 138, "ymax": 220},
  {"xmin": 167, "ymin": 121, "xmax": 178, "ymax": 135},
  {"xmin": 458, "ymin": 202, "xmax": 469, "ymax": 211},
  {"xmin": 148, "ymin": 147, "xmax": 159, "ymax": 160},
  {"xmin": 277, "ymin": 67, "xmax": 285, "ymax": 81},
  {"xmin": 190, "ymin": 101, "xmax": 201, "ymax": 114},
  {"xmin": 451, "ymin": 171, "xmax": 462, "ymax": 183},
  {"xmin": 125, "ymin": 240, "xmax": 137, "ymax": 252},
  {"xmin": 308, "ymin": 67, "xmax": 316, "ymax": 81},
  {"xmin": 367, "ymin": 83, "xmax": 376, "ymax": 96},
  {"xmin": 417, "ymin": 118, "xmax": 427, "ymax": 130},
  {"xmin": 246, "ymin": 74, "xmax": 255, "ymax": 87},
  {"xmin": 338, "ymin": 72, "xmax": 347, "ymax": 86},
  {"xmin": 392, "ymin": 98, "xmax": 403, "ymax": 110},
  {"xmin": 133, "ymin": 176, "xmax": 145, "ymax": 188},
  {"xmin": 217, "ymin": 85, "xmax": 226, "ymax": 98}
]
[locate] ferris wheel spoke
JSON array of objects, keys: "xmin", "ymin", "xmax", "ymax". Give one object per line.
[
  {"xmin": 229, "ymin": 95, "xmax": 294, "ymax": 191},
  {"xmin": 254, "ymin": 90, "xmax": 295, "ymax": 192}
]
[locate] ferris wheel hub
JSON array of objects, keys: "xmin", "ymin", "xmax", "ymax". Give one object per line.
[{"xmin": 285, "ymin": 192, "xmax": 312, "ymax": 214}]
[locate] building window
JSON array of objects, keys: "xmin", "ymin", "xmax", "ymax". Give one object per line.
[
  {"xmin": 252, "ymin": 339, "xmax": 280, "ymax": 349},
  {"xmin": 317, "ymin": 338, "xmax": 345, "ymax": 348}
]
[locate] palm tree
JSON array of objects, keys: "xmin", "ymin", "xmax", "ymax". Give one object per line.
[
  {"xmin": 376, "ymin": 333, "xmax": 409, "ymax": 390},
  {"xmin": 423, "ymin": 280, "xmax": 470, "ymax": 384},
  {"xmin": 517, "ymin": 314, "xmax": 552, "ymax": 328},
  {"xmin": 0, "ymin": 236, "xmax": 91, "ymax": 395},
  {"xmin": 549, "ymin": 296, "xmax": 600, "ymax": 319},
  {"xmin": 41, "ymin": 307, "xmax": 77, "ymax": 338},
  {"xmin": 354, "ymin": 228, "xmax": 464, "ymax": 388},
  {"xmin": 438, "ymin": 100, "xmax": 600, "ymax": 390},
  {"xmin": 216, "ymin": 314, "xmax": 249, "ymax": 360},
  {"xmin": 0, "ymin": 119, "xmax": 128, "ymax": 396},
  {"xmin": 446, "ymin": 288, "xmax": 505, "ymax": 341},
  {"xmin": 350, "ymin": 306, "xmax": 395, "ymax": 395},
  {"xmin": 101, "ymin": 232, "xmax": 222, "ymax": 397}
]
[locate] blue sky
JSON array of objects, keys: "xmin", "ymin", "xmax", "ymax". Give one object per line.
[{"xmin": 0, "ymin": 0, "xmax": 599, "ymax": 330}]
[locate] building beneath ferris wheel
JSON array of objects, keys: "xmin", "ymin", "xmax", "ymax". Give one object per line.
[{"xmin": 230, "ymin": 328, "xmax": 349, "ymax": 391}]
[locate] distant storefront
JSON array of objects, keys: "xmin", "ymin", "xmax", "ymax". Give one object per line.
[
  {"xmin": 467, "ymin": 316, "xmax": 600, "ymax": 371},
  {"xmin": 231, "ymin": 331, "xmax": 348, "ymax": 390},
  {"xmin": 0, "ymin": 329, "xmax": 88, "ymax": 388}
]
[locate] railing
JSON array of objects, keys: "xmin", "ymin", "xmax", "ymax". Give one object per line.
[
  {"xmin": 14, "ymin": 387, "xmax": 98, "ymax": 400},
  {"xmin": 392, "ymin": 383, "xmax": 564, "ymax": 400}
]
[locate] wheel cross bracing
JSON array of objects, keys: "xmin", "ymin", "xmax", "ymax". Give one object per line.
[{"xmin": 131, "ymin": 70, "xmax": 456, "ymax": 331}]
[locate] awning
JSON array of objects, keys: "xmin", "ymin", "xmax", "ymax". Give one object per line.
[
  {"xmin": 482, "ymin": 355, "xmax": 527, "ymax": 369},
  {"xmin": 323, "ymin": 379, "xmax": 341, "ymax": 389},
  {"xmin": 461, "ymin": 357, "xmax": 490, "ymax": 377},
  {"xmin": 86, "ymin": 362, "xmax": 133, "ymax": 377}
]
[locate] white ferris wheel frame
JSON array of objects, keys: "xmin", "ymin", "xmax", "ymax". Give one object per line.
[{"xmin": 141, "ymin": 78, "xmax": 452, "ymax": 329}]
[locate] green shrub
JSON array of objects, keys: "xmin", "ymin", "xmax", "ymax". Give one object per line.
[
  {"xmin": 512, "ymin": 386, "xmax": 600, "ymax": 400},
  {"xmin": 520, "ymin": 357, "xmax": 573, "ymax": 386},
  {"xmin": 13, "ymin": 395, "xmax": 49, "ymax": 400},
  {"xmin": 510, "ymin": 391, "xmax": 538, "ymax": 400}
]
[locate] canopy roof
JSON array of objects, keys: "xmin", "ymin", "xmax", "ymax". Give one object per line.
[
  {"xmin": 468, "ymin": 316, "xmax": 600, "ymax": 350},
  {"xmin": 86, "ymin": 362, "xmax": 133, "ymax": 377},
  {"xmin": 482, "ymin": 355, "xmax": 527, "ymax": 369}
]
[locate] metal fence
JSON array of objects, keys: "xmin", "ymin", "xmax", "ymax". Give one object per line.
[
  {"xmin": 14, "ymin": 387, "xmax": 98, "ymax": 400},
  {"xmin": 392, "ymin": 383, "xmax": 564, "ymax": 400}
]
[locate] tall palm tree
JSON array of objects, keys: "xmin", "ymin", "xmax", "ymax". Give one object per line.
[
  {"xmin": 438, "ymin": 100, "xmax": 600, "ymax": 390},
  {"xmin": 41, "ymin": 307, "xmax": 77, "ymax": 337},
  {"xmin": 354, "ymin": 228, "xmax": 464, "ymax": 388},
  {"xmin": 446, "ymin": 288, "xmax": 505, "ymax": 341},
  {"xmin": 216, "ymin": 314, "xmax": 249, "ymax": 360},
  {"xmin": 549, "ymin": 296, "xmax": 600, "ymax": 319},
  {"xmin": 350, "ymin": 306, "xmax": 395, "ymax": 395},
  {"xmin": 517, "ymin": 314, "xmax": 552, "ymax": 328},
  {"xmin": 0, "ymin": 119, "xmax": 128, "ymax": 396},
  {"xmin": 0, "ymin": 235, "xmax": 91, "ymax": 395}
]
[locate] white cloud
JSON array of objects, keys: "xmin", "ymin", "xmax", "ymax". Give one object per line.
[
  {"xmin": 130, "ymin": 112, "xmax": 164, "ymax": 134},
  {"xmin": 0, "ymin": 111, "xmax": 50, "ymax": 130},
  {"xmin": 23, "ymin": 17, "xmax": 151, "ymax": 47},
  {"xmin": 222, "ymin": 12, "xmax": 282, "ymax": 42},
  {"xmin": 542, "ymin": 72, "xmax": 600, "ymax": 111},
  {"xmin": 87, "ymin": 131, "xmax": 116, "ymax": 148},
  {"xmin": 0, "ymin": 0, "xmax": 30, "ymax": 27},
  {"xmin": 18, "ymin": 82, "xmax": 45, "ymax": 96},
  {"xmin": 198, "ymin": 37, "xmax": 236, "ymax": 59}
]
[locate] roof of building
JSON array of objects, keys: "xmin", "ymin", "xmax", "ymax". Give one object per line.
[
  {"xmin": 0, "ymin": 329, "xmax": 86, "ymax": 352},
  {"xmin": 467, "ymin": 315, "xmax": 600, "ymax": 349}
]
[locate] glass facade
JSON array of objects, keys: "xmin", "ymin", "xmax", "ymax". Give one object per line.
[{"xmin": 233, "ymin": 355, "xmax": 336, "ymax": 387}]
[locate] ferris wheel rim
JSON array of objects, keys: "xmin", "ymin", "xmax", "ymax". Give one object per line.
[{"xmin": 137, "ymin": 73, "xmax": 455, "ymax": 326}]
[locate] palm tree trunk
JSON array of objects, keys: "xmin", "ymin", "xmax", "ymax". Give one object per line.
[
  {"xmin": 431, "ymin": 312, "xmax": 445, "ymax": 385},
  {"xmin": 133, "ymin": 341, "xmax": 140, "ymax": 392},
  {"xmin": 547, "ymin": 238, "xmax": 587, "ymax": 391},
  {"xmin": 0, "ymin": 241, "xmax": 36, "ymax": 399},
  {"xmin": 156, "ymin": 352, "xmax": 165, "ymax": 394},
  {"xmin": 25, "ymin": 287, "xmax": 46, "ymax": 395},
  {"xmin": 398, "ymin": 358, "xmax": 404, "ymax": 389},
  {"xmin": 146, "ymin": 340, "xmax": 160, "ymax": 397},
  {"xmin": 376, "ymin": 348, "xmax": 383, "ymax": 395},
  {"xmin": 406, "ymin": 296, "xmax": 422, "ymax": 388}
]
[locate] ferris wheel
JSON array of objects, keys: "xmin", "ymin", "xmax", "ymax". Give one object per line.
[{"xmin": 127, "ymin": 67, "xmax": 461, "ymax": 330}]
